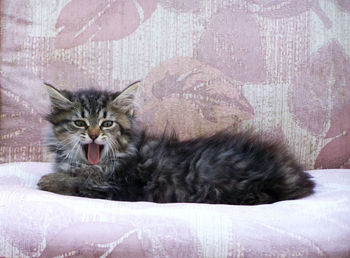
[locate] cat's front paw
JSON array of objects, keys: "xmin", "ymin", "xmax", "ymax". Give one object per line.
[
  {"xmin": 38, "ymin": 173, "xmax": 62, "ymax": 193},
  {"xmin": 37, "ymin": 172, "xmax": 82, "ymax": 195},
  {"xmin": 77, "ymin": 166, "xmax": 105, "ymax": 182}
]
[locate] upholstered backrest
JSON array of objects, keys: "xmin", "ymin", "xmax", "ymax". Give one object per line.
[{"xmin": 1, "ymin": 0, "xmax": 349, "ymax": 169}]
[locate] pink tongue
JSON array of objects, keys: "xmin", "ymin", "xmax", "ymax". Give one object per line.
[{"xmin": 87, "ymin": 142, "xmax": 100, "ymax": 165}]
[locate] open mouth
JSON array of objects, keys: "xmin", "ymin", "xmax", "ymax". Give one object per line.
[{"xmin": 83, "ymin": 142, "xmax": 104, "ymax": 165}]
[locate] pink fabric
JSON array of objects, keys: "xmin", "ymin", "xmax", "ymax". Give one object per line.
[
  {"xmin": 1, "ymin": 1, "xmax": 350, "ymax": 169},
  {"xmin": 0, "ymin": 162, "xmax": 349, "ymax": 257}
]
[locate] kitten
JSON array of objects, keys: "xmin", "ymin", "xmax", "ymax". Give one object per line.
[{"xmin": 38, "ymin": 82, "xmax": 315, "ymax": 204}]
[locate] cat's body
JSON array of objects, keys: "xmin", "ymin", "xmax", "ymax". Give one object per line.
[{"xmin": 38, "ymin": 82, "xmax": 315, "ymax": 205}]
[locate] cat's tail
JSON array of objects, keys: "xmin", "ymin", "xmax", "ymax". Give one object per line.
[
  {"xmin": 265, "ymin": 146, "xmax": 316, "ymax": 203},
  {"xmin": 244, "ymin": 137, "xmax": 316, "ymax": 204},
  {"xmin": 278, "ymin": 168, "xmax": 315, "ymax": 201},
  {"xmin": 242, "ymin": 168, "xmax": 315, "ymax": 205},
  {"xmin": 284, "ymin": 167, "xmax": 315, "ymax": 199}
]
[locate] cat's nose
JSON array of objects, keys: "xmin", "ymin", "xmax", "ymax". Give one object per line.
[
  {"xmin": 89, "ymin": 134, "xmax": 98, "ymax": 140},
  {"xmin": 88, "ymin": 128, "xmax": 100, "ymax": 140}
]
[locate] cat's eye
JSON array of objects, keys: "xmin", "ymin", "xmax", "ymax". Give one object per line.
[
  {"xmin": 101, "ymin": 120, "xmax": 114, "ymax": 128},
  {"xmin": 73, "ymin": 120, "xmax": 87, "ymax": 128}
]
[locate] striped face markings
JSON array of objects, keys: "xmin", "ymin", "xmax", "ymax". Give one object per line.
[
  {"xmin": 47, "ymin": 84, "xmax": 140, "ymax": 165},
  {"xmin": 71, "ymin": 109, "xmax": 118, "ymax": 133}
]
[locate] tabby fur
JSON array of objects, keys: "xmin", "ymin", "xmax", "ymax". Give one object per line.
[{"xmin": 38, "ymin": 82, "xmax": 315, "ymax": 205}]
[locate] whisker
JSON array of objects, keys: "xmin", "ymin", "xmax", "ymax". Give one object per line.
[
  {"xmin": 61, "ymin": 136, "xmax": 81, "ymax": 164},
  {"xmin": 107, "ymin": 140, "xmax": 119, "ymax": 170},
  {"xmin": 69, "ymin": 139, "xmax": 81, "ymax": 164}
]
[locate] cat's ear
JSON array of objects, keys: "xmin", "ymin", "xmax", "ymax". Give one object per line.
[
  {"xmin": 112, "ymin": 81, "xmax": 140, "ymax": 116},
  {"xmin": 44, "ymin": 83, "xmax": 73, "ymax": 110}
]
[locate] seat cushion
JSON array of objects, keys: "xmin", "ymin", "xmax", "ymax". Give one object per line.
[{"xmin": 0, "ymin": 162, "xmax": 349, "ymax": 257}]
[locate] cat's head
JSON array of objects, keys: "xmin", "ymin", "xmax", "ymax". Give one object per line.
[{"xmin": 45, "ymin": 82, "xmax": 140, "ymax": 165}]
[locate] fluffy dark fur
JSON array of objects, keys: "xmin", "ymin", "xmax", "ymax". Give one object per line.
[{"xmin": 38, "ymin": 82, "xmax": 315, "ymax": 205}]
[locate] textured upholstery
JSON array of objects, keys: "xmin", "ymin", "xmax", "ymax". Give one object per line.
[
  {"xmin": 1, "ymin": 0, "xmax": 349, "ymax": 169},
  {"xmin": 0, "ymin": 162, "xmax": 349, "ymax": 257}
]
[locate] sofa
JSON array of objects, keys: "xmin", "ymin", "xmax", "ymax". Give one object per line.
[{"xmin": 1, "ymin": 0, "xmax": 349, "ymax": 257}]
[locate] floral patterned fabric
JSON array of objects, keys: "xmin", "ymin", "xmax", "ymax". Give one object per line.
[
  {"xmin": 1, "ymin": 2, "xmax": 350, "ymax": 257},
  {"xmin": 0, "ymin": 0, "xmax": 349, "ymax": 169},
  {"xmin": 0, "ymin": 162, "xmax": 350, "ymax": 257}
]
